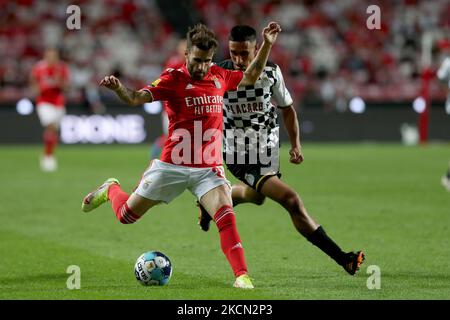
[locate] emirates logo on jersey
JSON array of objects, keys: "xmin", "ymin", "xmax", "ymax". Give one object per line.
[
  {"xmin": 185, "ymin": 94, "xmax": 223, "ymax": 106},
  {"xmin": 185, "ymin": 94, "xmax": 224, "ymax": 115}
]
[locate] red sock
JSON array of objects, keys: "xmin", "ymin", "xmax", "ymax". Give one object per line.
[
  {"xmin": 108, "ymin": 184, "xmax": 140, "ymax": 224},
  {"xmin": 214, "ymin": 205, "xmax": 248, "ymax": 277},
  {"xmin": 43, "ymin": 130, "xmax": 58, "ymax": 156}
]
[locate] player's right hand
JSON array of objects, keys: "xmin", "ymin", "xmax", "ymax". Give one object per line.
[{"xmin": 99, "ymin": 75, "xmax": 121, "ymax": 91}]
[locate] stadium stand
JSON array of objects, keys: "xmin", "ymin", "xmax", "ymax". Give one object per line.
[{"xmin": 0, "ymin": 0, "xmax": 449, "ymax": 108}]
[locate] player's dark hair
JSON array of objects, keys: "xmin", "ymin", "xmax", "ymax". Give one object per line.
[
  {"xmin": 229, "ymin": 25, "xmax": 257, "ymax": 42},
  {"xmin": 186, "ymin": 24, "xmax": 218, "ymax": 52}
]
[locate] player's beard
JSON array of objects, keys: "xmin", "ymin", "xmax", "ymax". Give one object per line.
[
  {"xmin": 192, "ymin": 71, "xmax": 205, "ymax": 80},
  {"xmin": 188, "ymin": 66, "xmax": 206, "ymax": 80}
]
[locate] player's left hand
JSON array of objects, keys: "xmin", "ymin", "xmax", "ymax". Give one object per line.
[
  {"xmin": 289, "ymin": 147, "xmax": 304, "ymax": 164},
  {"xmin": 262, "ymin": 22, "xmax": 282, "ymax": 45}
]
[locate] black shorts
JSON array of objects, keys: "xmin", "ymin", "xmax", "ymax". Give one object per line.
[{"xmin": 225, "ymin": 162, "xmax": 281, "ymax": 193}]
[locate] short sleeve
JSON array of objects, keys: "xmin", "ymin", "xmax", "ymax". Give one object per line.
[
  {"xmin": 271, "ymin": 65, "xmax": 293, "ymax": 108},
  {"xmin": 224, "ymin": 69, "xmax": 244, "ymax": 92},
  {"xmin": 141, "ymin": 70, "xmax": 174, "ymax": 101}
]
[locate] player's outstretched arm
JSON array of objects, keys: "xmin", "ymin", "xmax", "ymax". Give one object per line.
[
  {"xmin": 238, "ymin": 22, "xmax": 282, "ymax": 87},
  {"xmin": 99, "ymin": 75, "xmax": 153, "ymax": 106},
  {"xmin": 282, "ymin": 105, "xmax": 304, "ymax": 165}
]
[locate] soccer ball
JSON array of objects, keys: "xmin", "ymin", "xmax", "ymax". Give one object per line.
[{"xmin": 134, "ymin": 251, "xmax": 173, "ymax": 286}]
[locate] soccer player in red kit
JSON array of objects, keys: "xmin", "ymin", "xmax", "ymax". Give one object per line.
[
  {"xmin": 30, "ymin": 48, "xmax": 70, "ymax": 172},
  {"xmin": 81, "ymin": 22, "xmax": 282, "ymax": 288}
]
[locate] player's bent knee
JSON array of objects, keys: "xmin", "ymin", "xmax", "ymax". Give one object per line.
[
  {"xmin": 254, "ymin": 199, "xmax": 264, "ymax": 206},
  {"xmin": 244, "ymin": 188, "xmax": 265, "ymax": 205},
  {"xmin": 280, "ymin": 192, "xmax": 303, "ymax": 213}
]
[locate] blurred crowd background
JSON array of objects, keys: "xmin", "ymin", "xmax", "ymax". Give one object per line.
[{"xmin": 1, "ymin": 0, "xmax": 449, "ymax": 111}]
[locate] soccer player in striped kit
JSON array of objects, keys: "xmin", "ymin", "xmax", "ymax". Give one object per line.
[{"xmin": 198, "ymin": 25, "xmax": 365, "ymax": 276}]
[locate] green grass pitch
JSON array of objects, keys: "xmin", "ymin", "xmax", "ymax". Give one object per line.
[{"xmin": 1, "ymin": 143, "xmax": 449, "ymax": 299}]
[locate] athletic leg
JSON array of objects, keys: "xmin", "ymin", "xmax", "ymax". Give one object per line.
[
  {"xmin": 109, "ymin": 184, "xmax": 161, "ymax": 224},
  {"xmin": 231, "ymin": 182, "xmax": 266, "ymax": 206},
  {"xmin": 43, "ymin": 123, "xmax": 59, "ymax": 157},
  {"xmin": 198, "ymin": 182, "xmax": 264, "ymax": 231},
  {"xmin": 81, "ymin": 178, "xmax": 161, "ymax": 224},
  {"xmin": 260, "ymin": 176, "xmax": 364, "ymax": 275},
  {"xmin": 260, "ymin": 176, "xmax": 318, "ymax": 236},
  {"xmin": 37, "ymin": 103, "xmax": 64, "ymax": 172},
  {"xmin": 40, "ymin": 124, "xmax": 59, "ymax": 172},
  {"xmin": 199, "ymin": 184, "xmax": 253, "ymax": 288}
]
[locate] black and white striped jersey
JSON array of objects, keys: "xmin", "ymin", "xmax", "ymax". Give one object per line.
[{"xmin": 218, "ymin": 60, "xmax": 293, "ymax": 164}]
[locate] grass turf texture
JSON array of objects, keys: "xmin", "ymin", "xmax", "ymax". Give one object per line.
[{"xmin": 1, "ymin": 143, "xmax": 449, "ymax": 300}]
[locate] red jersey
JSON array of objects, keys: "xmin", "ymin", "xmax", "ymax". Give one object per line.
[
  {"xmin": 143, "ymin": 64, "xmax": 243, "ymax": 167},
  {"xmin": 31, "ymin": 60, "xmax": 70, "ymax": 107}
]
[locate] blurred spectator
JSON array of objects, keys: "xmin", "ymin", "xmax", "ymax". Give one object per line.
[
  {"xmin": 0, "ymin": 0, "xmax": 178, "ymax": 103},
  {"xmin": 195, "ymin": 0, "xmax": 450, "ymax": 108}
]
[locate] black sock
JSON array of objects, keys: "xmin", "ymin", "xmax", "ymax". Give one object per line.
[
  {"xmin": 446, "ymin": 170, "xmax": 450, "ymax": 179},
  {"xmin": 306, "ymin": 226, "xmax": 347, "ymax": 265}
]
